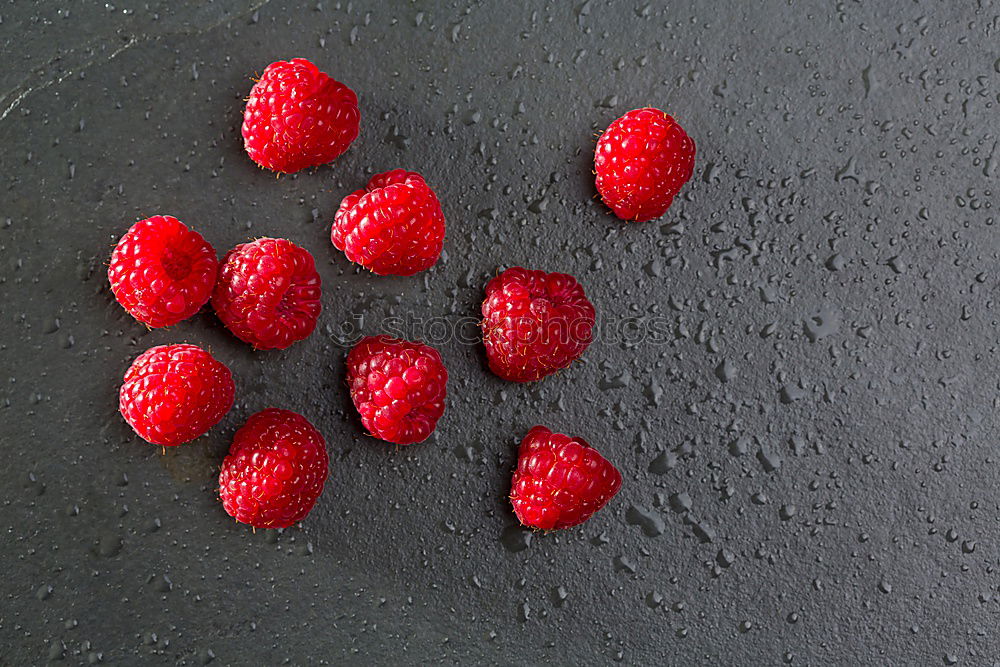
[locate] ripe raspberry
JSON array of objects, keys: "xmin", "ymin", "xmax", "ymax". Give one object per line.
[
  {"xmin": 346, "ymin": 335, "xmax": 448, "ymax": 445},
  {"xmin": 331, "ymin": 169, "xmax": 445, "ymax": 276},
  {"xmin": 594, "ymin": 107, "xmax": 695, "ymax": 222},
  {"xmin": 212, "ymin": 238, "xmax": 322, "ymax": 350},
  {"xmin": 510, "ymin": 426, "xmax": 622, "ymax": 530},
  {"xmin": 219, "ymin": 408, "xmax": 329, "ymax": 529},
  {"xmin": 480, "ymin": 267, "xmax": 595, "ymax": 382},
  {"xmin": 242, "ymin": 57, "xmax": 360, "ymax": 173},
  {"xmin": 119, "ymin": 344, "xmax": 235, "ymax": 447},
  {"xmin": 108, "ymin": 216, "xmax": 218, "ymax": 328}
]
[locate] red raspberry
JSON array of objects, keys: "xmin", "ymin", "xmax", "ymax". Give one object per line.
[
  {"xmin": 510, "ymin": 426, "xmax": 622, "ymax": 530},
  {"xmin": 346, "ymin": 335, "xmax": 448, "ymax": 445},
  {"xmin": 108, "ymin": 216, "xmax": 218, "ymax": 328},
  {"xmin": 119, "ymin": 344, "xmax": 235, "ymax": 447},
  {"xmin": 219, "ymin": 408, "xmax": 329, "ymax": 529},
  {"xmin": 242, "ymin": 57, "xmax": 360, "ymax": 173},
  {"xmin": 212, "ymin": 238, "xmax": 322, "ymax": 350},
  {"xmin": 331, "ymin": 169, "xmax": 445, "ymax": 276},
  {"xmin": 480, "ymin": 267, "xmax": 595, "ymax": 383},
  {"xmin": 594, "ymin": 107, "xmax": 695, "ymax": 222}
]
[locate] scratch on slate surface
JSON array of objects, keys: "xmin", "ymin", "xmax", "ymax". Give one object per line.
[{"xmin": 0, "ymin": 0, "xmax": 272, "ymax": 125}]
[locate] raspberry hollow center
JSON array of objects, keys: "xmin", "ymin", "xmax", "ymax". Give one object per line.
[
  {"xmin": 276, "ymin": 284, "xmax": 299, "ymax": 316},
  {"xmin": 161, "ymin": 245, "xmax": 193, "ymax": 281}
]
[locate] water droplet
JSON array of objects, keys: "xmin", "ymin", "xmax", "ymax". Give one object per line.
[
  {"xmin": 625, "ymin": 505, "xmax": 665, "ymax": 537},
  {"xmin": 500, "ymin": 525, "xmax": 532, "ymax": 553},
  {"xmin": 613, "ymin": 555, "xmax": 637, "ymax": 573},
  {"xmin": 95, "ymin": 534, "xmax": 122, "ymax": 558},
  {"xmin": 714, "ymin": 359, "xmax": 736, "ymax": 383},
  {"xmin": 825, "ymin": 253, "xmax": 847, "ymax": 271},
  {"xmin": 757, "ymin": 449, "xmax": 782, "ymax": 472},
  {"xmin": 668, "ymin": 492, "xmax": 692, "ymax": 513},
  {"xmin": 804, "ymin": 306, "xmax": 840, "ymax": 342},
  {"xmin": 780, "ymin": 383, "xmax": 807, "ymax": 404},
  {"xmin": 649, "ymin": 451, "xmax": 677, "ymax": 474}
]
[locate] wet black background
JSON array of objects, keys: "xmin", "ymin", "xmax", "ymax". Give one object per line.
[{"xmin": 2, "ymin": 1, "xmax": 999, "ymax": 664}]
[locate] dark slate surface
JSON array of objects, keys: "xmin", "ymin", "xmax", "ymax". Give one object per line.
[{"xmin": 2, "ymin": 1, "xmax": 999, "ymax": 664}]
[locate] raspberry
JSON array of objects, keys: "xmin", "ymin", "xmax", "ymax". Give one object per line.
[
  {"xmin": 119, "ymin": 344, "xmax": 235, "ymax": 447},
  {"xmin": 219, "ymin": 408, "xmax": 329, "ymax": 529},
  {"xmin": 242, "ymin": 57, "xmax": 360, "ymax": 173},
  {"xmin": 594, "ymin": 107, "xmax": 695, "ymax": 222},
  {"xmin": 346, "ymin": 335, "xmax": 448, "ymax": 445},
  {"xmin": 510, "ymin": 426, "xmax": 622, "ymax": 530},
  {"xmin": 480, "ymin": 267, "xmax": 595, "ymax": 382},
  {"xmin": 108, "ymin": 216, "xmax": 218, "ymax": 328},
  {"xmin": 331, "ymin": 169, "xmax": 445, "ymax": 276},
  {"xmin": 212, "ymin": 238, "xmax": 322, "ymax": 350}
]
